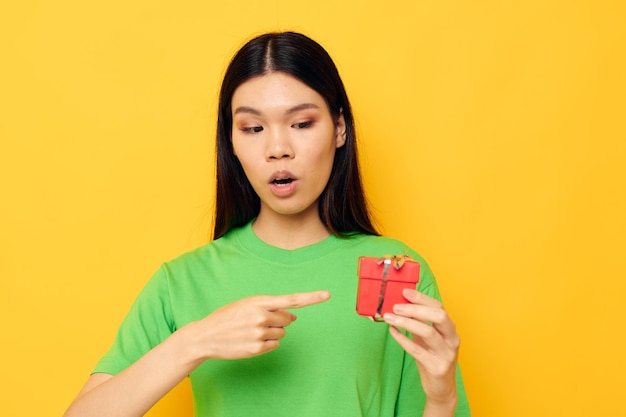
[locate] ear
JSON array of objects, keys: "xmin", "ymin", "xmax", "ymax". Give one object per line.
[{"xmin": 335, "ymin": 109, "xmax": 347, "ymax": 149}]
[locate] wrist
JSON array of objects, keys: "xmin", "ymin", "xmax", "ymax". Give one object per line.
[
  {"xmin": 423, "ymin": 392, "xmax": 457, "ymax": 417},
  {"xmin": 174, "ymin": 321, "xmax": 212, "ymax": 367}
]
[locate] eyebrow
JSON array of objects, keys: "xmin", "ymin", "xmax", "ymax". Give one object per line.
[{"xmin": 233, "ymin": 102, "xmax": 320, "ymax": 116}]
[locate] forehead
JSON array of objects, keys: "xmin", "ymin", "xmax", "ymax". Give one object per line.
[{"xmin": 231, "ymin": 72, "xmax": 326, "ymax": 112}]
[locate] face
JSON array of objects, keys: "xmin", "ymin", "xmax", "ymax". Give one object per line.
[{"xmin": 231, "ymin": 72, "xmax": 346, "ymax": 223}]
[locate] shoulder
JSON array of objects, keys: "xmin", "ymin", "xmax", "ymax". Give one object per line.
[
  {"xmin": 343, "ymin": 233, "xmax": 428, "ymax": 263},
  {"xmin": 158, "ymin": 227, "xmax": 243, "ymax": 275},
  {"xmin": 346, "ymin": 233, "xmax": 438, "ymax": 291}
]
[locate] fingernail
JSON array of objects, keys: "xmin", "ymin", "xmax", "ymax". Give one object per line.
[
  {"xmin": 393, "ymin": 304, "xmax": 406, "ymax": 314},
  {"xmin": 319, "ymin": 291, "xmax": 330, "ymax": 300},
  {"xmin": 383, "ymin": 313, "xmax": 396, "ymax": 323}
]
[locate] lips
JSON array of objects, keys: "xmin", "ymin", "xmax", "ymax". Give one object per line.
[
  {"xmin": 268, "ymin": 170, "xmax": 298, "ymax": 196},
  {"xmin": 268, "ymin": 170, "xmax": 298, "ymax": 185}
]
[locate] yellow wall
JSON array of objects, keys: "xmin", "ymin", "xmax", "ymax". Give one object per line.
[{"xmin": 2, "ymin": 1, "xmax": 625, "ymax": 416}]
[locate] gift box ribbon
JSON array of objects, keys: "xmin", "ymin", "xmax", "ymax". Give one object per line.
[{"xmin": 374, "ymin": 254, "xmax": 411, "ymax": 320}]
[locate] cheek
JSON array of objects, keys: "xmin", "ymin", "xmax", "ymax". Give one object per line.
[
  {"xmin": 306, "ymin": 145, "xmax": 336, "ymax": 179},
  {"xmin": 233, "ymin": 159, "xmax": 267, "ymax": 195},
  {"xmin": 231, "ymin": 138, "xmax": 251, "ymax": 165},
  {"xmin": 231, "ymin": 144, "xmax": 254, "ymax": 176},
  {"xmin": 316, "ymin": 137, "xmax": 338, "ymax": 162}
]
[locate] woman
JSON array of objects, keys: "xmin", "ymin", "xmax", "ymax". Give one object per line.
[{"xmin": 64, "ymin": 31, "xmax": 470, "ymax": 417}]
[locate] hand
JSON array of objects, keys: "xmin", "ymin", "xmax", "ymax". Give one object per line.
[
  {"xmin": 383, "ymin": 289, "xmax": 459, "ymax": 407},
  {"xmin": 182, "ymin": 291, "xmax": 331, "ymax": 361}
]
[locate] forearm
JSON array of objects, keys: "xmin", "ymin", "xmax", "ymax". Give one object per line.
[
  {"xmin": 64, "ymin": 328, "xmax": 202, "ymax": 417},
  {"xmin": 64, "ymin": 292, "xmax": 323, "ymax": 417}
]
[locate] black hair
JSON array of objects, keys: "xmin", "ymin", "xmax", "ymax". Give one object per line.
[{"xmin": 213, "ymin": 31, "xmax": 378, "ymax": 239}]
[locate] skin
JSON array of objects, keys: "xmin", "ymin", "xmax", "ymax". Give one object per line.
[
  {"xmin": 230, "ymin": 71, "xmax": 346, "ymax": 249},
  {"xmin": 64, "ymin": 71, "xmax": 460, "ymax": 417},
  {"xmin": 64, "ymin": 291, "xmax": 331, "ymax": 417},
  {"xmin": 385, "ymin": 289, "xmax": 460, "ymax": 415}
]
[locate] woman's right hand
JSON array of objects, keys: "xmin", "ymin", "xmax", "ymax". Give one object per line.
[
  {"xmin": 181, "ymin": 291, "xmax": 331, "ymax": 361},
  {"xmin": 63, "ymin": 291, "xmax": 330, "ymax": 417}
]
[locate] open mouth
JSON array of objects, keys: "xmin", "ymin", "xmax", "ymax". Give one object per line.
[
  {"xmin": 268, "ymin": 171, "xmax": 297, "ymax": 190},
  {"xmin": 272, "ymin": 178, "xmax": 294, "ymax": 186}
]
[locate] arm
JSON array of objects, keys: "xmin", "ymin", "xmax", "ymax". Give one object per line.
[
  {"xmin": 384, "ymin": 289, "xmax": 460, "ymax": 417},
  {"xmin": 64, "ymin": 291, "xmax": 331, "ymax": 417},
  {"xmin": 64, "ymin": 328, "xmax": 200, "ymax": 417}
]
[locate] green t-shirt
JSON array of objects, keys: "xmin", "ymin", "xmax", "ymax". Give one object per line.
[{"xmin": 94, "ymin": 222, "xmax": 471, "ymax": 416}]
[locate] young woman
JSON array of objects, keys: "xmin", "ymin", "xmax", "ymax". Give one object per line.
[{"xmin": 64, "ymin": 32, "xmax": 470, "ymax": 417}]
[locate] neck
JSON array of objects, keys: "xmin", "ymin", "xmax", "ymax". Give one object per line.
[{"xmin": 252, "ymin": 210, "xmax": 331, "ymax": 250}]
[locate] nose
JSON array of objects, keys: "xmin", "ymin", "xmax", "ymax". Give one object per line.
[{"xmin": 265, "ymin": 127, "xmax": 294, "ymax": 160}]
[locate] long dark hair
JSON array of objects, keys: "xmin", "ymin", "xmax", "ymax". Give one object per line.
[{"xmin": 213, "ymin": 31, "xmax": 378, "ymax": 239}]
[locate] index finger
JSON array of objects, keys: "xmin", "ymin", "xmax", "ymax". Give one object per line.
[
  {"xmin": 397, "ymin": 289, "xmax": 458, "ymax": 340},
  {"xmin": 258, "ymin": 291, "xmax": 331, "ymax": 310},
  {"xmin": 400, "ymin": 288, "xmax": 443, "ymax": 309}
]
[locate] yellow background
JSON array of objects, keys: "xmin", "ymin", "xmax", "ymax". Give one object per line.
[{"xmin": 2, "ymin": 1, "xmax": 625, "ymax": 416}]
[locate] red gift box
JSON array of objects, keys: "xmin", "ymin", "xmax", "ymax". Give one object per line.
[{"xmin": 356, "ymin": 255, "xmax": 420, "ymax": 321}]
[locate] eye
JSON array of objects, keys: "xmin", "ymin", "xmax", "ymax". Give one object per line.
[
  {"xmin": 291, "ymin": 121, "xmax": 313, "ymax": 129},
  {"xmin": 240, "ymin": 126, "xmax": 263, "ymax": 134}
]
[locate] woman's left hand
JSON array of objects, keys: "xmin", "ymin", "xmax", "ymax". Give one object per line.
[{"xmin": 383, "ymin": 288, "xmax": 460, "ymax": 408}]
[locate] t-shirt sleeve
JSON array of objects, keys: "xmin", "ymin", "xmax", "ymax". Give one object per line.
[
  {"xmin": 394, "ymin": 257, "xmax": 471, "ymax": 416},
  {"xmin": 92, "ymin": 265, "xmax": 176, "ymax": 375}
]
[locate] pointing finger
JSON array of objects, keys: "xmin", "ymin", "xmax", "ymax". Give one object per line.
[{"xmin": 258, "ymin": 291, "xmax": 331, "ymax": 310}]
